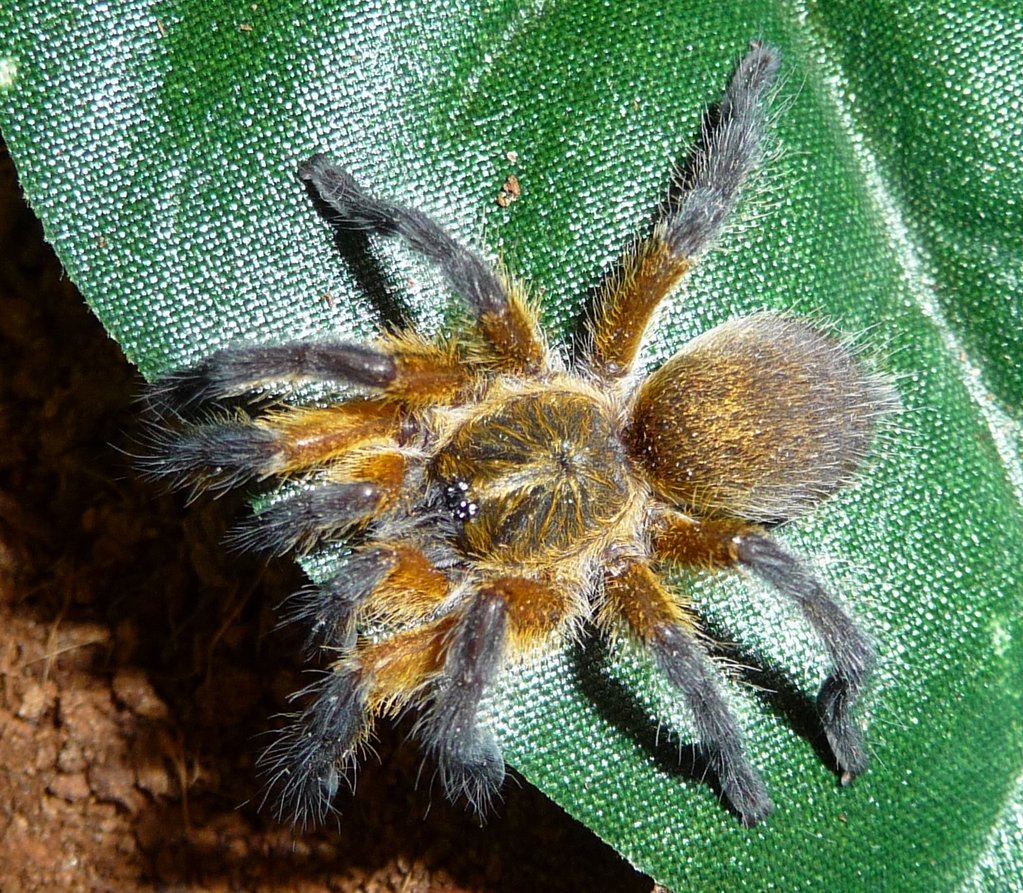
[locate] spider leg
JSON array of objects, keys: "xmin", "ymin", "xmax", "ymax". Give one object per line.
[
  {"xmin": 416, "ymin": 587, "xmax": 509, "ymax": 813},
  {"xmin": 587, "ymin": 41, "xmax": 779, "ymax": 379},
  {"xmin": 280, "ymin": 541, "xmax": 453, "ymax": 656},
  {"xmin": 653, "ymin": 511, "xmax": 874, "ymax": 781},
  {"xmin": 299, "ymin": 154, "xmax": 545, "ymax": 373},
  {"xmin": 231, "ymin": 446, "xmax": 407, "ymax": 555},
  {"xmin": 260, "ymin": 615, "xmax": 457, "ymax": 828},
  {"xmin": 415, "ymin": 575, "xmax": 570, "ymax": 815},
  {"xmin": 148, "ymin": 334, "xmax": 469, "ymax": 414},
  {"xmin": 266, "ymin": 573, "xmax": 569, "ymax": 824},
  {"xmin": 600, "ymin": 559, "xmax": 772, "ymax": 826},
  {"xmin": 140, "ymin": 398, "xmax": 404, "ymax": 494},
  {"xmin": 734, "ymin": 535, "xmax": 873, "ymax": 781}
]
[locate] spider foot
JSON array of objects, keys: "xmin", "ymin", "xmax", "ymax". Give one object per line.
[
  {"xmin": 434, "ymin": 731, "xmax": 507, "ymax": 817},
  {"xmin": 259, "ymin": 669, "xmax": 369, "ymax": 829},
  {"xmin": 716, "ymin": 757, "xmax": 773, "ymax": 827},
  {"xmin": 818, "ymin": 673, "xmax": 870, "ymax": 782}
]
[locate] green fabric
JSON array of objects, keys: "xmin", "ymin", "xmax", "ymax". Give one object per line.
[{"xmin": 3, "ymin": 2, "xmax": 1021, "ymax": 891}]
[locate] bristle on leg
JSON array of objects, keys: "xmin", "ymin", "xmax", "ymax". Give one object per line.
[{"xmin": 259, "ymin": 669, "xmax": 371, "ymax": 829}]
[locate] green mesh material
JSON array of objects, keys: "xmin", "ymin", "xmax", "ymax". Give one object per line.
[{"xmin": 2, "ymin": 2, "xmax": 1022, "ymax": 891}]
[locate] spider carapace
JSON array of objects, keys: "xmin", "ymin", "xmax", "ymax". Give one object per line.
[
  {"xmin": 434, "ymin": 384, "xmax": 635, "ymax": 563},
  {"xmin": 144, "ymin": 42, "xmax": 897, "ymax": 828}
]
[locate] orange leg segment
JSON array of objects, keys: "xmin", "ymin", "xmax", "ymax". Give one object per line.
[
  {"xmin": 588, "ymin": 229, "xmax": 693, "ymax": 378},
  {"xmin": 384, "ymin": 333, "xmax": 478, "ymax": 405},
  {"xmin": 600, "ymin": 558, "xmax": 772, "ymax": 825},
  {"xmin": 475, "ymin": 279, "xmax": 546, "ymax": 373},
  {"xmin": 651, "ymin": 511, "xmax": 753, "ymax": 569},
  {"xmin": 600, "ymin": 556, "xmax": 700, "ymax": 638},
  {"xmin": 255, "ymin": 399, "xmax": 403, "ymax": 476}
]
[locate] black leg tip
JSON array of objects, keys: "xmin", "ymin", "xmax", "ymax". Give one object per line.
[
  {"xmin": 831, "ymin": 738, "xmax": 869, "ymax": 784},
  {"xmin": 817, "ymin": 676, "xmax": 870, "ymax": 781},
  {"xmin": 739, "ymin": 798, "xmax": 774, "ymax": 828},
  {"xmin": 437, "ymin": 733, "xmax": 506, "ymax": 816},
  {"xmin": 297, "ymin": 152, "xmax": 332, "ymax": 183},
  {"xmin": 721, "ymin": 763, "xmax": 774, "ymax": 828}
]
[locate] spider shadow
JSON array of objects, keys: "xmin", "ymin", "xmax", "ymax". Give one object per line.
[
  {"xmin": 569, "ymin": 638, "xmax": 727, "ymax": 816},
  {"xmin": 698, "ymin": 614, "xmax": 844, "ymax": 777},
  {"xmin": 571, "ymin": 624, "xmax": 841, "ymax": 822},
  {"xmin": 300, "ymin": 173, "xmax": 417, "ymax": 333}
]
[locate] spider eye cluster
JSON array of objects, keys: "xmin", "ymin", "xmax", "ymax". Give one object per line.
[
  {"xmin": 142, "ymin": 41, "xmax": 897, "ymax": 831},
  {"xmin": 443, "ymin": 480, "xmax": 479, "ymax": 522}
]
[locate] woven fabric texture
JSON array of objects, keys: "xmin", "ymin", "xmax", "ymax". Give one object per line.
[{"xmin": 2, "ymin": 2, "xmax": 1021, "ymax": 891}]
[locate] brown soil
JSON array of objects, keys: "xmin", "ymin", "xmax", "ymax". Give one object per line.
[{"xmin": 0, "ymin": 138, "xmax": 653, "ymax": 893}]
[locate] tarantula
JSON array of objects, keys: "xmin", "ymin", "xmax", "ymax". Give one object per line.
[{"xmin": 144, "ymin": 42, "xmax": 897, "ymax": 828}]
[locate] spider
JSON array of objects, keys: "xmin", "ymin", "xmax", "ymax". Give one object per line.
[{"xmin": 144, "ymin": 42, "xmax": 897, "ymax": 828}]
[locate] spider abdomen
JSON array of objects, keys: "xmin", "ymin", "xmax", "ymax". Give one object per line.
[
  {"xmin": 432, "ymin": 387, "xmax": 634, "ymax": 563},
  {"xmin": 626, "ymin": 313, "xmax": 897, "ymax": 522}
]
